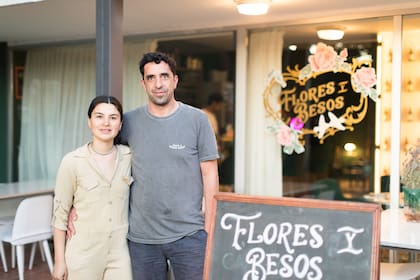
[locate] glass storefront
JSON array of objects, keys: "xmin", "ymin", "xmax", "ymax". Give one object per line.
[
  {"xmin": 5, "ymin": 13, "xmax": 420, "ymax": 201},
  {"xmin": 276, "ymin": 18, "xmax": 395, "ymax": 200},
  {"xmin": 273, "ymin": 14, "xmax": 419, "ymax": 203}
]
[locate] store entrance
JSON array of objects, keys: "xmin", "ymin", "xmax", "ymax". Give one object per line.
[{"xmin": 157, "ymin": 33, "xmax": 236, "ymax": 191}]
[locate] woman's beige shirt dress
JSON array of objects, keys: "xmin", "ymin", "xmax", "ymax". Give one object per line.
[{"xmin": 52, "ymin": 144, "xmax": 133, "ymax": 280}]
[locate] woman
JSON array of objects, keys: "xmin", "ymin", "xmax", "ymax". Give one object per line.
[{"xmin": 52, "ymin": 95, "xmax": 132, "ymax": 280}]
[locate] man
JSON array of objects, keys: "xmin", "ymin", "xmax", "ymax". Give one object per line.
[
  {"xmin": 122, "ymin": 52, "xmax": 219, "ymax": 280},
  {"xmin": 126, "ymin": 50, "xmax": 218, "ymax": 280},
  {"xmin": 68, "ymin": 52, "xmax": 219, "ymax": 279},
  {"xmin": 201, "ymin": 93, "xmax": 224, "ymax": 137}
]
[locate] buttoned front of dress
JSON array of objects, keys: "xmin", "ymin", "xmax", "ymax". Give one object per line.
[
  {"xmin": 52, "ymin": 143, "xmax": 133, "ymax": 279},
  {"xmin": 53, "ymin": 143, "xmax": 132, "ymax": 233}
]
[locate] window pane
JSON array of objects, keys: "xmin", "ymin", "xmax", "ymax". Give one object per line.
[
  {"xmin": 400, "ymin": 14, "xmax": 420, "ymax": 192},
  {"xmin": 280, "ymin": 18, "xmax": 393, "ymax": 201},
  {"xmin": 157, "ymin": 33, "xmax": 236, "ymax": 192}
]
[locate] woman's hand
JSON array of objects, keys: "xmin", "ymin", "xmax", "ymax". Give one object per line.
[{"xmin": 52, "ymin": 261, "xmax": 67, "ymax": 280}]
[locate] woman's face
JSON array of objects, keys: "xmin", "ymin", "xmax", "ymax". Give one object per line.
[{"xmin": 88, "ymin": 102, "xmax": 122, "ymax": 143}]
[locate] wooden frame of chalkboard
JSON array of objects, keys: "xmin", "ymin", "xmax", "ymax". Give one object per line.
[{"xmin": 204, "ymin": 193, "xmax": 381, "ymax": 280}]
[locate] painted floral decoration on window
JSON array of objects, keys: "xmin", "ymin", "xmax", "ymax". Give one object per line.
[
  {"xmin": 265, "ymin": 42, "xmax": 377, "ymax": 155},
  {"xmin": 352, "ymin": 66, "xmax": 378, "ymax": 100},
  {"xmin": 300, "ymin": 42, "xmax": 378, "ymax": 101},
  {"xmin": 267, "ymin": 117, "xmax": 305, "ymax": 155}
]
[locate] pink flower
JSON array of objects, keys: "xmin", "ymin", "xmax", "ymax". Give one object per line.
[
  {"xmin": 276, "ymin": 125, "xmax": 293, "ymax": 146},
  {"xmin": 308, "ymin": 43, "xmax": 337, "ymax": 72},
  {"xmin": 289, "ymin": 117, "xmax": 304, "ymax": 130},
  {"xmin": 354, "ymin": 67, "xmax": 376, "ymax": 89}
]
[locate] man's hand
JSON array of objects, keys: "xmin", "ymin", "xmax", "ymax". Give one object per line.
[{"xmin": 66, "ymin": 207, "xmax": 78, "ymax": 240}]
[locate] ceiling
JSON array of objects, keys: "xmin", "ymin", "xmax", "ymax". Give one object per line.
[{"xmin": 1, "ymin": 0, "xmax": 420, "ymax": 49}]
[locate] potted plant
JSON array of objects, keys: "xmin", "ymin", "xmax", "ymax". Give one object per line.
[{"xmin": 401, "ymin": 140, "xmax": 420, "ymax": 222}]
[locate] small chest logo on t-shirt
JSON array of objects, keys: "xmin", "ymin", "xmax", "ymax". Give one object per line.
[{"xmin": 169, "ymin": 144, "xmax": 186, "ymax": 150}]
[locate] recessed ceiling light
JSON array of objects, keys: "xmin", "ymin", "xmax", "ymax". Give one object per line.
[
  {"xmin": 235, "ymin": 0, "xmax": 270, "ymax": 16},
  {"xmin": 344, "ymin": 142, "xmax": 356, "ymax": 152},
  {"xmin": 0, "ymin": 0, "xmax": 44, "ymax": 7},
  {"xmin": 317, "ymin": 28, "xmax": 345, "ymax": 41}
]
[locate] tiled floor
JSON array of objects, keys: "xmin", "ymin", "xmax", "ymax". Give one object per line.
[{"xmin": 0, "ymin": 242, "xmax": 52, "ymax": 280}]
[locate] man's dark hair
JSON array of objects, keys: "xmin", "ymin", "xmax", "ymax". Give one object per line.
[{"xmin": 139, "ymin": 52, "xmax": 177, "ymax": 78}]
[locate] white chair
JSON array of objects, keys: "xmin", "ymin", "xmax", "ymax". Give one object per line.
[
  {"xmin": 0, "ymin": 214, "xmax": 18, "ymax": 272},
  {"xmin": 0, "ymin": 195, "xmax": 54, "ymax": 279},
  {"xmin": 10, "ymin": 241, "xmax": 47, "ymax": 270},
  {"xmin": 0, "ymin": 225, "xmax": 10, "ymax": 272},
  {"xmin": 29, "ymin": 241, "xmax": 47, "ymax": 269},
  {"xmin": 380, "ymin": 262, "xmax": 420, "ymax": 280},
  {"xmin": 0, "ymin": 214, "xmax": 15, "ymax": 272},
  {"xmin": 0, "ymin": 225, "xmax": 47, "ymax": 273}
]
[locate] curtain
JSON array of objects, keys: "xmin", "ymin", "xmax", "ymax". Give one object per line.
[
  {"xmin": 123, "ymin": 40, "xmax": 157, "ymax": 111},
  {"xmin": 19, "ymin": 45, "xmax": 96, "ymax": 181},
  {"xmin": 244, "ymin": 30, "xmax": 284, "ymax": 196},
  {"xmin": 19, "ymin": 40, "xmax": 156, "ymax": 181}
]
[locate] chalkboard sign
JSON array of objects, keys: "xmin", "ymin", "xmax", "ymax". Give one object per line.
[{"xmin": 204, "ymin": 193, "xmax": 381, "ymax": 280}]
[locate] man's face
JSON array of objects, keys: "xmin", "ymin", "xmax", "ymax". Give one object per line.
[
  {"xmin": 214, "ymin": 101, "xmax": 224, "ymax": 113},
  {"xmin": 141, "ymin": 61, "xmax": 178, "ymax": 107}
]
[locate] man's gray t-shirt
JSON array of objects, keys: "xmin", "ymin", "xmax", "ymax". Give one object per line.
[{"xmin": 120, "ymin": 102, "xmax": 219, "ymax": 244}]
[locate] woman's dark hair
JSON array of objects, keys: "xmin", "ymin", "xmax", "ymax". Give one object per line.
[
  {"xmin": 87, "ymin": 95, "xmax": 124, "ymax": 144},
  {"xmin": 139, "ymin": 51, "xmax": 177, "ymax": 78},
  {"xmin": 87, "ymin": 95, "xmax": 123, "ymax": 120}
]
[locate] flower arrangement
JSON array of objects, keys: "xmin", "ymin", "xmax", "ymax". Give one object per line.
[
  {"xmin": 401, "ymin": 140, "xmax": 420, "ymax": 189},
  {"xmin": 401, "ymin": 140, "xmax": 420, "ymax": 222}
]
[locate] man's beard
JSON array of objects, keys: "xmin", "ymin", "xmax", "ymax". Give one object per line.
[{"xmin": 149, "ymin": 91, "xmax": 172, "ymax": 106}]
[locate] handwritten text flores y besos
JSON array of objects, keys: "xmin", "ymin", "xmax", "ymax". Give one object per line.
[{"xmin": 220, "ymin": 212, "xmax": 365, "ymax": 280}]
